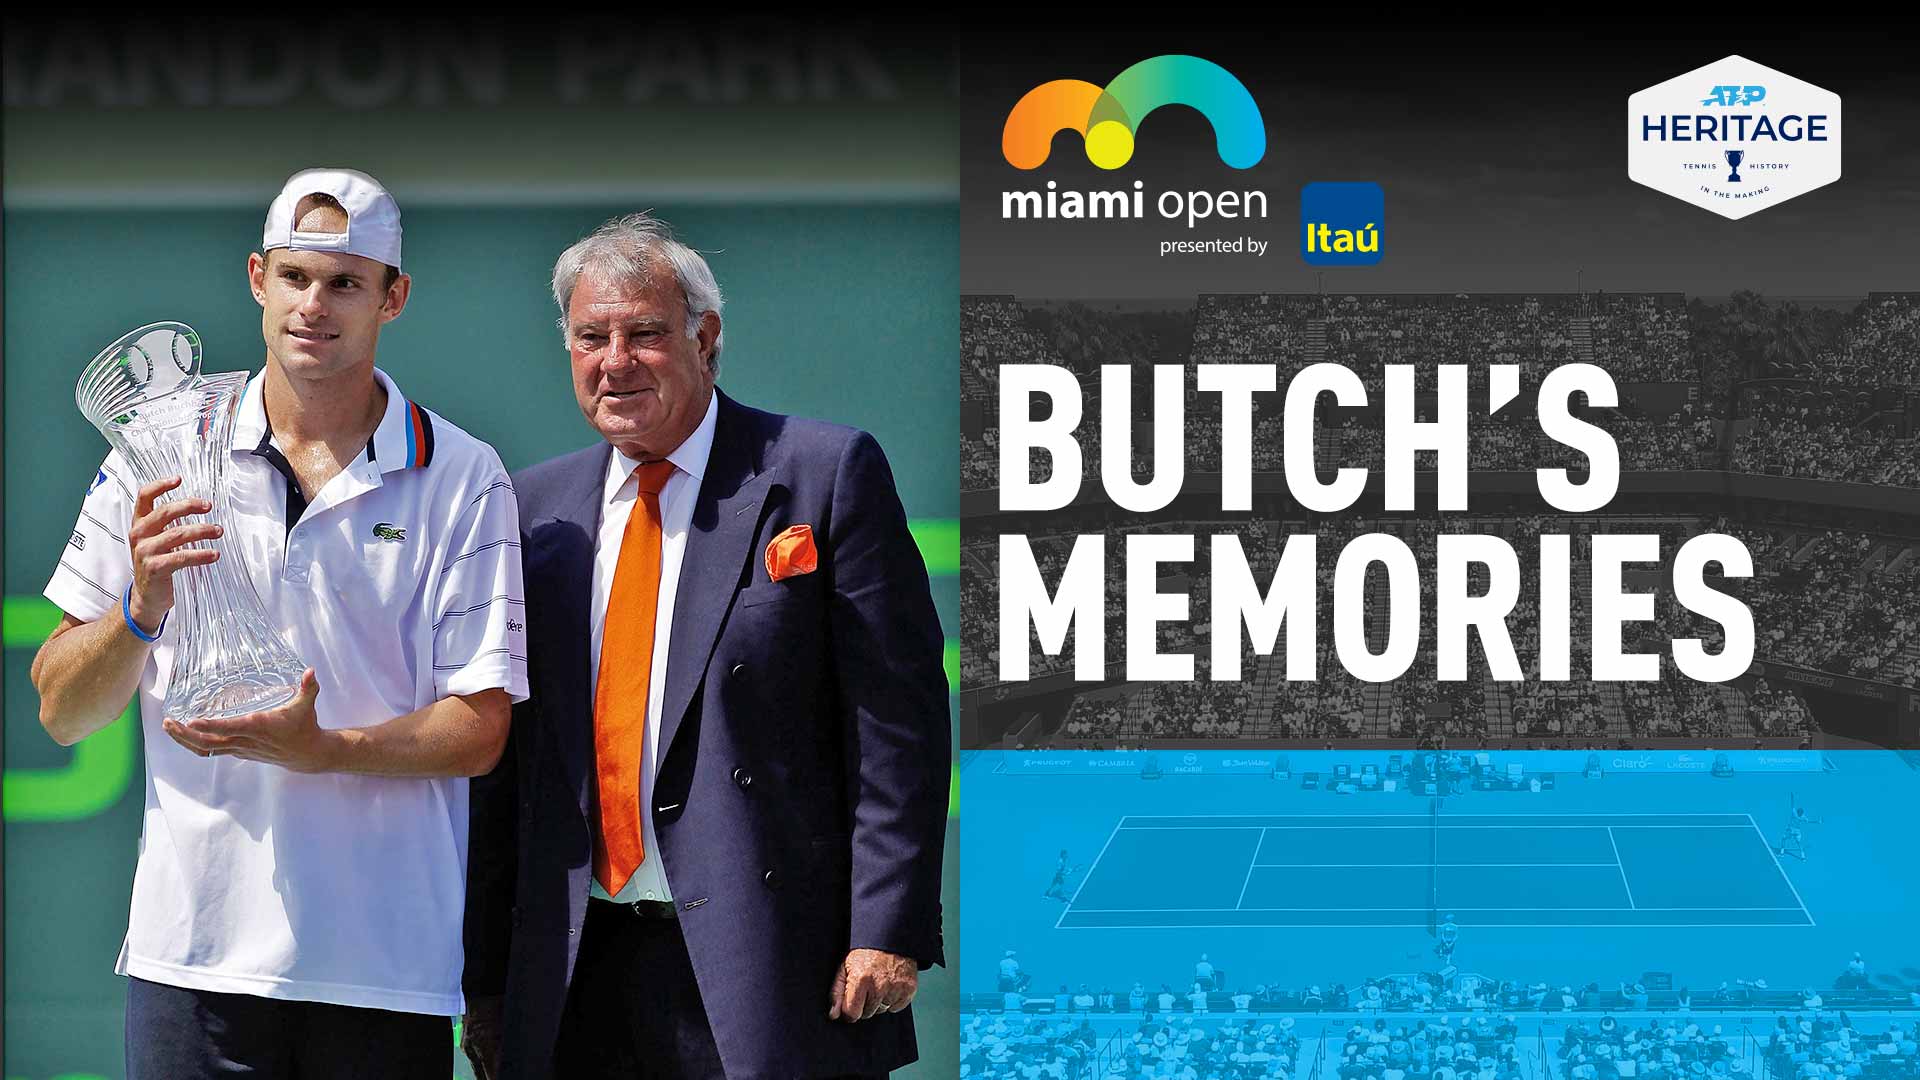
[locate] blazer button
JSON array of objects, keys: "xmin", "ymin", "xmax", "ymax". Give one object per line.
[
  {"xmin": 731, "ymin": 663, "xmax": 747, "ymax": 679},
  {"xmin": 733, "ymin": 767, "xmax": 752, "ymax": 789},
  {"xmin": 763, "ymin": 868, "xmax": 778, "ymax": 888}
]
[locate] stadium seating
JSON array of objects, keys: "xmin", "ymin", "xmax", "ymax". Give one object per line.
[{"xmin": 960, "ymin": 963, "xmax": 1919, "ymax": 1079}]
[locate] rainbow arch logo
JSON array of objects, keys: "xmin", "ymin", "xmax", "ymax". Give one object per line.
[{"xmin": 1002, "ymin": 55, "xmax": 1265, "ymax": 171}]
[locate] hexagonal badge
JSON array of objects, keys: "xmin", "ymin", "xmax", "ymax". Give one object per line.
[{"xmin": 1628, "ymin": 55, "xmax": 1841, "ymax": 220}]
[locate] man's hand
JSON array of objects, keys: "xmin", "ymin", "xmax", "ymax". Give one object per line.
[
  {"xmin": 127, "ymin": 475, "xmax": 223, "ymax": 634},
  {"xmin": 827, "ymin": 948, "xmax": 918, "ymax": 1022},
  {"xmin": 163, "ymin": 669, "xmax": 337, "ymax": 771},
  {"xmin": 461, "ymin": 994, "xmax": 505, "ymax": 1080}
]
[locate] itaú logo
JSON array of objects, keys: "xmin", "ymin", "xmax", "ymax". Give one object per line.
[{"xmin": 1001, "ymin": 55, "xmax": 1265, "ymax": 171}]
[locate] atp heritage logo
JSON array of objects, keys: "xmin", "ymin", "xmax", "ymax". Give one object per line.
[
  {"xmin": 1002, "ymin": 55, "xmax": 1265, "ymax": 171},
  {"xmin": 1628, "ymin": 55, "xmax": 1840, "ymax": 220}
]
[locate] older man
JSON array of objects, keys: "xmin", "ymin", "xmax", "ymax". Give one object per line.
[{"xmin": 462, "ymin": 213, "xmax": 948, "ymax": 1079}]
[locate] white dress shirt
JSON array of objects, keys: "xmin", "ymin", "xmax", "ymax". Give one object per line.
[{"xmin": 588, "ymin": 392, "xmax": 718, "ymax": 903}]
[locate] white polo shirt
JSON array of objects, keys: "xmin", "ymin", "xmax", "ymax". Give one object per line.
[{"xmin": 44, "ymin": 367, "xmax": 528, "ymax": 1016}]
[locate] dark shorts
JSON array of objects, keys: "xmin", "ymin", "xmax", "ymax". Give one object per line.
[{"xmin": 125, "ymin": 976, "xmax": 452, "ymax": 1080}]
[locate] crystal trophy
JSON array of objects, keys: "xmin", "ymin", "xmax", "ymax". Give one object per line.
[{"xmin": 76, "ymin": 322, "xmax": 306, "ymax": 720}]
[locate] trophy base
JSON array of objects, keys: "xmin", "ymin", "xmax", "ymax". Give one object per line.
[{"xmin": 168, "ymin": 672, "xmax": 302, "ymax": 722}]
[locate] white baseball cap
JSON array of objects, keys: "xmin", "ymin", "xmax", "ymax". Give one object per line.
[{"xmin": 262, "ymin": 167, "xmax": 403, "ymax": 270}]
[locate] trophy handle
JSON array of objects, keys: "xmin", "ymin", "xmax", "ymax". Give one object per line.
[{"xmin": 77, "ymin": 322, "xmax": 204, "ymax": 431}]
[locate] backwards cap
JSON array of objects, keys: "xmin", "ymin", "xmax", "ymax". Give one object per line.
[{"xmin": 262, "ymin": 167, "xmax": 402, "ymax": 270}]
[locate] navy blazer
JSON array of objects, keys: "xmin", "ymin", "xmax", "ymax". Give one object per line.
[{"xmin": 465, "ymin": 390, "xmax": 948, "ymax": 1080}]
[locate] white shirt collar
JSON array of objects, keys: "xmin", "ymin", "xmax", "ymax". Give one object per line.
[
  {"xmin": 603, "ymin": 390, "xmax": 719, "ymax": 505},
  {"xmin": 230, "ymin": 366, "xmax": 423, "ymax": 473}
]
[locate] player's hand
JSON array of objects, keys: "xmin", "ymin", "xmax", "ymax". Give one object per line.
[
  {"xmin": 828, "ymin": 949, "xmax": 919, "ymax": 1022},
  {"xmin": 126, "ymin": 476, "xmax": 222, "ymax": 635},
  {"xmin": 164, "ymin": 669, "xmax": 337, "ymax": 772}
]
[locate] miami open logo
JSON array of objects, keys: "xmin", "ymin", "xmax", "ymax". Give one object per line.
[{"xmin": 1002, "ymin": 55, "xmax": 1265, "ymax": 171}]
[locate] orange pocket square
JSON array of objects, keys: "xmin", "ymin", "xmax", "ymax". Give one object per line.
[{"xmin": 765, "ymin": 524, "xmax": 818, "ymax": 582}]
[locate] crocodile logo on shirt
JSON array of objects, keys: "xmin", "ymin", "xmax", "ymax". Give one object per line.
[{"xmin": 372, "ymin": 522, "xmax": 407, "ymax": 543}]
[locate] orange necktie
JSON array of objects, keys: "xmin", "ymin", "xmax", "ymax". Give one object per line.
[{"xmin": 592, "ymin": 458, "xmax": 677, "ymax": 896}]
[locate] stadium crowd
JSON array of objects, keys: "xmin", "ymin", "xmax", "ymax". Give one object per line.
[
  {"xmin": 963, "ymin": 951, "xmax": 1918, "ymax": 1078},
  {"xmin": 1765, "ymin": 1012, "xmax": 1917, "ymax": 1079}
]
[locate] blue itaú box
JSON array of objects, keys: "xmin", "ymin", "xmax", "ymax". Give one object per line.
[{"xmin": 1301, "ymin": 181, "xmax": 1384, "ymax": 265}]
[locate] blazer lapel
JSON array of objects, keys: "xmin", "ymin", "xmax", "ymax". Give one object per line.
[
  {"xmin": 657, "ymin": 392, "xmax": 771, "ymax": 762},
  {"xmin": 528, "ymin": 443, "xmax": 613, "ymax": 814}
]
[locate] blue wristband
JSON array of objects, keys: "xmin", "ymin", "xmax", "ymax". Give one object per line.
[{"xmin": 123, "ymin": 584, "xmax": 167, "ymax": 643}]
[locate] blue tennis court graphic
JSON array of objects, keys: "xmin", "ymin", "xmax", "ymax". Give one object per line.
[
  {"xmin": 1057, "ymin": 812, "xmax": 1811, "ymax": 929},
  {"xmin": 962, "ymin": 748, "xmax": 1920, "ymax": 1015}
]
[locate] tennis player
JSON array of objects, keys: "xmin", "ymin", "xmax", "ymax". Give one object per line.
[{"xmin": 31, "ymin": 168, "xmax": 526, "ymax": 1079}]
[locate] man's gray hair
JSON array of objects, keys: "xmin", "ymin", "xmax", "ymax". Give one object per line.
[{"xmin": 551, "ymin": 212, "xmax": 726, "ymax": 374}]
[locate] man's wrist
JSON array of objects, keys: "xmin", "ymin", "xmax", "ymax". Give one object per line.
[
  {"xmin": 309, "ymin": 728, "xmax": 356, "ymax": 774},
  {"xmin": 123, "ymin": 588, "xmax": 166, "ymax": 640},
  {"xmin": 848, "ymin": 937, "xmax": 931, "ymax": 969}
]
